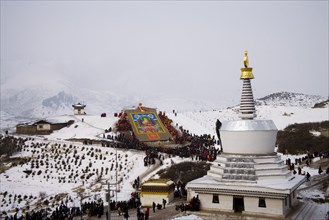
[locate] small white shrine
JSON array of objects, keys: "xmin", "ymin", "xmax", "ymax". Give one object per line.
[
  {"xmin": 72, "ymin": 103, "xmax": 86, "ymax": 115},
  {"xmin": 186, "ymin": 51, "xmax": 305, "ymax": 218}
]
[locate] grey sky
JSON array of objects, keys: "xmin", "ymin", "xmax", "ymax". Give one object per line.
[{"xmin": 1, "ymin": 1, "xmax": 328, "ymax": 106}]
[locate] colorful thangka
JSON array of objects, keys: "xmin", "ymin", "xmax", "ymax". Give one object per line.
[{"xmin": 125, "ymin": 108, "xmax": 171, "ymax": 142}]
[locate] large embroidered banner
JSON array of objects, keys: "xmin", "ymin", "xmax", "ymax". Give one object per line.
[{"xmin": 125, "ymin": 108, "xmax": 172, "ymax": 142}]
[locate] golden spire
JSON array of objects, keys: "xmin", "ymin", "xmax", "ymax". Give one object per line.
[
  {"xmin": 239, "ymin": 51, "xmax": 256, "ymax": 119},
  {"xmin": 240, "ymin": 50, "xmax": 254, "ymax": 79},
  {"xmin": 244, "ymin": 51, "xmax": 249, "ymax": 68}
]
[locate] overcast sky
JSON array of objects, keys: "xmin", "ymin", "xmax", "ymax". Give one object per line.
[{"xmin": 1, "ymin": 1, "xmax": 328, "ymax": 105}]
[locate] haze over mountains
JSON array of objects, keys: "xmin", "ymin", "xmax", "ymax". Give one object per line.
[{"xmin": 1, "ymin": 75, "xmax": 327, "ymax": 121}]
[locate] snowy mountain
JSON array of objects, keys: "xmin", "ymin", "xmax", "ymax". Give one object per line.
[
  {"xmin": 1, "ymin": 73, "xmax": 327, "ymax": 131},
  {"xmin": 256, "ymin": 92, "xmax": 327, "ymax": 107},
  {"xmin": 1, "ymin": 84, "xmax": 135, "ymax": 119},
  {"xmin": 0, "ymin": 82, "xmax": 216, "ymax": 128}
]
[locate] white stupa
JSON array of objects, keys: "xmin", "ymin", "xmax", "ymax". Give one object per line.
[{"xmin": 186, "ymin": 51, "xmax": 305, "ymax": 218}]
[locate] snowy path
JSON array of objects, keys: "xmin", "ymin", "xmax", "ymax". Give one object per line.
[{"xmin": 139, "ymin": 159, "xmax": 161, "ymax": 182}]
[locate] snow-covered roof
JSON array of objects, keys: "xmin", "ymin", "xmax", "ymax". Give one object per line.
[
  {"xmin": 16, "ymin": 118, "xmax": 73, "ymax": 127},
  {"xmin": 142, "ymin": 179, "xmax": 174, "ymax": 187},
  {"xmin": 72, "ymin": 103, "xmax": 86, "ymax": 108}
]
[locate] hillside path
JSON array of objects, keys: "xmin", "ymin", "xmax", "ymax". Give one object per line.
[{"xmin": 139, "ymin": 159, "xmax": 161, "ymax": 182}]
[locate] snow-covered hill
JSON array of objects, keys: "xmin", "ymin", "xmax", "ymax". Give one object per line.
[
  {"xmin": 1, "ymin": 83, "xmax": 216, "ymax": 124},
  {"xmin": 256, "ymin": 91, "xmax": 327, "ymax": 107},
  {"xmin": 1, "ymin": 86, "xmax": 134, "ymax": 118},
  {"xmin": 0, "ymin": 93, "xmax": 329, "ymax": 217},
  {"xmin": 0, "ymin": 100, "xmax": 328, "ymax": 217}
]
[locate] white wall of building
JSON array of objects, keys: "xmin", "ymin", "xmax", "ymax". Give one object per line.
[
  {"xmin": 188, "ymin": 191, "xmax": 297, "ymax": 217},
  {"xmin": 140, "ymin": 192, "xmax": 173, "ymax": 207},
  {"xmin": 74, "ymin": 108, "xmax": 85, "ymax": 115},
  {"xmin": 198, "ymin": 194, "xmax": 234, "ymax": 212},
  {"xmin": 36, "ymin": 124, "xmax": 51, "ymax": 131},
  {"xmin": 244, "ymin": 197, "xmax": 284, "ymax": 216}
]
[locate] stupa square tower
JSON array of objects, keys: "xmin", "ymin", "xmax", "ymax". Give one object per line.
[{"xmin": 186, "ymin": 52, "xmax": 305, "ymax": 218}]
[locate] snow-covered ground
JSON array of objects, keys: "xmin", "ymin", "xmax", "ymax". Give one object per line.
[
  {"xmin": 0, "ymin": 103, "xmax": 328, "ymax": 217},
  {"xmin": 166, "ymin": 105, "xmax": 329, "ymax": 137}
]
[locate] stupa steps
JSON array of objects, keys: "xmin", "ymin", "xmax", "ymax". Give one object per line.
[
  {"xmin": 207, "ymin": 170, "xmax": 257, "ymax": 183},
  {"xmin": 209, "ymin": 165, "xmax": 289, "ymax": 176},
  {"xmin": 215, "ymin": 155, "xmax": 283, "ymax": 163},
  {"xmin": 214, "ymin": 158, "xmax": 285, "ymax": 169},
  {"xmin": 208, "ymin": 154, "xmax": 291, "ymax": 182},
  {"xmin": 258, "ymin": 165, "xmax": 288, "ymax": 171},
  {"xmin": 222, "ymin": 175, "xmax": 257, "ymax": 182},
  {"xmin": 207, "ymin": 168, "xmax": 291, "ymax": 182},
  {"xmin": 256, "ymin": 170, "xmax": 292, "ymax": 180},
  {"xmin": 210, "ymin": 164, "xmax": 287, "ymax": 171}
]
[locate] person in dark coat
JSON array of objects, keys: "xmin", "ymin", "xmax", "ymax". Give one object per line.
[
  {"xmin": 152, "ymin": 202, "xmax": 156, "ymax": 213},
  {"xmin": 215, "ymin": 119, "xmax": 222, "ymax": 150},
  {"xmin": 162, "ymin": 198, "xmax": 167, "ymax": 209},
  {"xmin": 318, "ymin": 166, "xmax": 323, "ymax": 174}
]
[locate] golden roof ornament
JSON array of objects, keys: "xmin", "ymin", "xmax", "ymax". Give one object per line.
[
  {"xmin": 244, "ymin": 51, "xmax": 249, "ymax": 68},
  {"xmin": 240, "ymin": 50, "xmax": 254, "ymax": 79}
]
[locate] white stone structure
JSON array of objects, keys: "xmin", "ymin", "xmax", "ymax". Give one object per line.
[
  {"xmin": 72, "ymin": 103, "xmax": 86, "ymax": 115},
  {"xmin": 186, "ymin": 52, "xmax": 305, "ymax": 218}
]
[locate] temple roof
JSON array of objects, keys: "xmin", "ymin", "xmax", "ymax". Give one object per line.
[
  {"xmin": 72, "ymin": 103, "xmax": 86, "ymax": 108},
  {"xmin": 142, "ymin": 179, "xmax": 174, "ymax": 187}
]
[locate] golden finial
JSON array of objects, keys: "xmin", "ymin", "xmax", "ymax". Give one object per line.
[
  {"xmin": 244, "ymin": 51, "xmax": 249, "ymax": 68},
  {"xmin": 240, "ymin": 51, "xmax": 254, "ymax": 79}
]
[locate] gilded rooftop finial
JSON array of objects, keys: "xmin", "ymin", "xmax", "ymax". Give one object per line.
[
  {"xmin": 244, "ymin": 51, "xmax": 249, "ymax": 68},
  {"xmin": 240, "ymin": 51, "xmax": 254, "ymax": 79}
]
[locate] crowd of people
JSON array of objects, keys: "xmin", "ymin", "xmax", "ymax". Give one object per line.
[
  {"xmin": 81, "ymin": 201, "xmax": 104, "ymax": 218},
  {"xmin": 112, "ymin": 111, "xmax": 220, "ymax": 163},
  {"xmin": 158, "ymin": 111, "xmax": 180, "ymax": 141},
  {"xmin": 3, "ymin": 203, "xmax": 82, "ymax": 220},
  {"xmin": 3, "ymin": 195, "xmax": 143, "ymax": 220},
  {"xmin": 285, "ymin": 151, "xmax": 329, "ymax": 181},
  {"xmin": 176, "ymin": 195, "xmax": 201, "ymax": 212}
]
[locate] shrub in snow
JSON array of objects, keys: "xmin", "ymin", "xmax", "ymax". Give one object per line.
[{"xmin": 43, "ymin": 200, "xmax": 49, "ymax": 206}]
